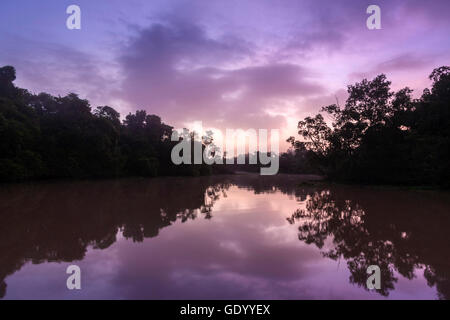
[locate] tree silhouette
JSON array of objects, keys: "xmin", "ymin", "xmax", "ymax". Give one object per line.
[
  {"xmin": 0, "ymin": 66, "xmax": 216, "ymax": 182},
  {"xmin": 289, "ymin": 66, "xmax": 450, "ymax": 187}
]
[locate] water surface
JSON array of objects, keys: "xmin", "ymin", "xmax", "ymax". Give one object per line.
[{"xmin": 1, "ymin": 174, "xmax": 449, "ymax": 299}]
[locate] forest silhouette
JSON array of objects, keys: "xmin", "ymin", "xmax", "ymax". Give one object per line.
[
  {"xmin": 0, "ymin": 66, "xmax": 216, "ymax": 182},
  {"xmin": 1, "ymin": 65, "xmax": 449, "ymax": 186},
  {"xmin": 286, "ymin": 66, "xmax": 450, "ymax": 187}
]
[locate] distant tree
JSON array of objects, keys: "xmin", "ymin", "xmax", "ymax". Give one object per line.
[{"xmin": 297, "ymin": 114, "xmax": 331, "ymax": 156}]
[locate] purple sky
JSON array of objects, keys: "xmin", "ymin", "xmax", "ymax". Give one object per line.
[{"xmin": 1, "ymin": 0, "xmax": 449, "ymax": 150}]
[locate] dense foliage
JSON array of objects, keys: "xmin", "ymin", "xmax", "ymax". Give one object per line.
[
  {"xmin": 2, "ymin": 65, "xmax": 449, "ymax": 187},
  {"xmin": 0, "ymin": 66, "xmax": 213, "ymax": 182},
  {"xmin": 288, "ymin": 66, "xmax": 450, "ymax": 187}
]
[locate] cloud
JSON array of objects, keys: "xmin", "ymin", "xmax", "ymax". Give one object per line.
[
  {"xmin": 118, "ymin": 19, "xmax": 324, "ymax": 132},
  {"xmin": 349, "ymin": 53, "xmax": 436, "ymax": 82},
  {"xmin": 377, "ymin": 54, "xmax": 433, "ymax": 72},
  {"xmin": 0, "ymin": 34, "xmax": 119, "ymax": 107}
]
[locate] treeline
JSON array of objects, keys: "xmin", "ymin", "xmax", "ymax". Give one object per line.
[
  {"xmin": 2, "ymin": 65, "xmax": 449, "ymax": 186},
  {"xmin": 287, "ymin": 66, "xmax": 450, "ymax": 187},
  {"xmin": 0, "ymin": 66, "xmax": 215, "ymax": 182}
]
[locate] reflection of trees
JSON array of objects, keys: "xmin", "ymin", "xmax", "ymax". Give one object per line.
[
  {"xmin": 197, "ymin": 173, "xmax": 450, "ymax": 299},
  {"xmin": 287, "ymin": 187, "xmax": 450, "ymax": 299},
  {"xmin": 1, "ymin": 174, "xmax": 450, "ymax": 299},
  {"xmin": 0, "ymin": 177, "xmax": 229, "ymax": 298},
  {"xmin": 227, "ymin": 173, "xmax": 319, "ymax": 202}
]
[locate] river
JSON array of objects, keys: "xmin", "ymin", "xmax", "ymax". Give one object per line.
[{"xmin": 0, "ymin": 174, "xmax": 449, "ymax": 299}]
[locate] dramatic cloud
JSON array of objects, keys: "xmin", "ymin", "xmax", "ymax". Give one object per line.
[{"xmin": 119, "ymin": 20, "xmax": 324, "ymax": 132}]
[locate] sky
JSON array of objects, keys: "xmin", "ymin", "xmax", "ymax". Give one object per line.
[{"xmin": 1, "ymin": 0, "xmax": 449, "ymax": 150}]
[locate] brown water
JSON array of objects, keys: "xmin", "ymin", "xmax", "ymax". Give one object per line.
[{"xmin": 0, "ymin": 174, "xmax": 449, "ymax": 300}]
